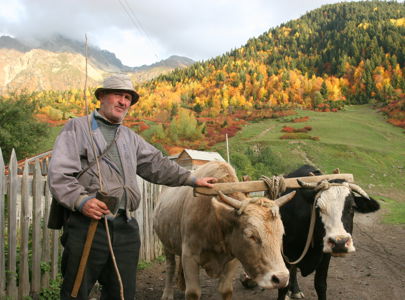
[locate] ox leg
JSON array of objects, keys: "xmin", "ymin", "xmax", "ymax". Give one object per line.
[
  {"xmin": 278, "ymin": 285, "xmax": 290, "ymax": 300},
  {"xmin": 217, "ymin": 259, "xmax": 239, "ymax": 300},
  {"xmin": 161, "ymin": 250, "xmax": 176, "ymax": 300},
  {"xmin": 314, "ymin": 254, "xmax": 331, "ymax": 300},
  {"xmin": 289, "ymin": 265, "xmax": 305, "ymax": 299},
  {"xmin": 182, "ymin": 252, "xmax": 201, "ymax": 300}
]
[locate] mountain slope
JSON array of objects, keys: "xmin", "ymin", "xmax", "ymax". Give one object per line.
[
  {"xmin": 211, "ymin": 104, "xmax": 405, "ymax": 201},
  {"xmin": 0, "ymin": 35, "xmax": 194, "ymax": 92},
  {"xmin": 140, "ymin": 1, "xmax": 403, "ymax": 118}
]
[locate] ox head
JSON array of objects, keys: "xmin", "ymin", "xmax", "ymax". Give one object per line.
[
  {"xmin": 297, "ymin": 179, "xmax": 380, "ymax": 256},
  {"xmin": 212, "ymin": 190, "xmax": 296, "ymax": 289}
]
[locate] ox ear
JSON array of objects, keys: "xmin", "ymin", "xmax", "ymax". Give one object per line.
[
  {"xmin": 353, "ymin": 196, "xmax": 380, "ymax": 213},
  {"xmin": 212, "ymin": 197, "xmax": 238, "ymax": 229}
]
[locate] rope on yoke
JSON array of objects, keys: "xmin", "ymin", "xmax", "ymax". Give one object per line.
[
  {"xmin": 260, "ymin": 175, "xmax": 286, "ymax": 200},
  {"xmin": 235, "ymin": 175, "xmax": 286, "ymax": 215}
]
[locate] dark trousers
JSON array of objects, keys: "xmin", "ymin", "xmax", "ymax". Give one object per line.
[{"xmin": 60, "ymin": 212, "xmax": 141, "ymax": 300}]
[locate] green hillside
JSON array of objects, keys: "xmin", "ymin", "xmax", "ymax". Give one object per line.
[
  {"xmin": 155, "ymin": 1, "xmax": 404, "ymax": 104},
  {"xmin": 212, "ymin": 105, "xmax": 405, "ymax": 223}
]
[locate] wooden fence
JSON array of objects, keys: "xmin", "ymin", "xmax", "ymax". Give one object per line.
[{"xmin": 0, "ymin": 148, "xmax": 163, "ymax": 299}]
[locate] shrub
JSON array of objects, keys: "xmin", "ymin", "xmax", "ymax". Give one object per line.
[
  {"xmin": 279, "ymin": 133, "xmax": 320, "ymax": 141},
  {"xmin": 292, "ymin": 116, "xmax": 310, "ymax": 123},
  {"xmin": 0, "ymin": 94, "xmax": 50, "ymax": 159},
  {"xmin": 281, "ymin": 126, "xmax": 312, "ymax": 133},
  {"xmin": 48, "ymin": 107, "xmax": 64, "ymax": 121},
  {"xmin": 230, "ymin": 152, "xmax": 255, "ymax": 178}
]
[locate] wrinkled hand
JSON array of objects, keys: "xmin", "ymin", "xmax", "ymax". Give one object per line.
[
  {"xmin": 195, "ymin": 177, "xmax": 217, "ymax": 188},
  {"xmin": 81, "ymin": 198, "xmax": 111, "ymax": 220}
]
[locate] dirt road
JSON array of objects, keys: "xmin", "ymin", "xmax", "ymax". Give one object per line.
[{"xmin": 135, "ymin": 210, "xmax": 405, "ymax": 300}]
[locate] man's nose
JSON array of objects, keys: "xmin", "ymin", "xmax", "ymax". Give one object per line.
[{"xmin": 117, "ymin": 95, "xmax": 128, "ymax": 105}]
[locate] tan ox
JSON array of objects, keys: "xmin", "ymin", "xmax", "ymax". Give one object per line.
[{"xmin": 153, "ymin": 161, "xmax": 296, "ymax": 300}]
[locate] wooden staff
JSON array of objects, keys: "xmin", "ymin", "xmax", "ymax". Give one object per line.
[{"xmin": 71, "ymin": 219, "xmax": 98, "ymax": 297}]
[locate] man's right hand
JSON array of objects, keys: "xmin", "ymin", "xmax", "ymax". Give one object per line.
[{"xmin": 81, "ymin": 198, "xmax": 111, "ymax": 220}]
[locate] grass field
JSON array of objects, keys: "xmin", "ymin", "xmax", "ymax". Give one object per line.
[{"xmin": 212, "ymin": 105, "xmax": 405, "ymax": 224}]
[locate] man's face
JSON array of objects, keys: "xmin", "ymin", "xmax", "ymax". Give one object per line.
[{"xmin": 98, "ymin": 91, "xmax": 132, "ymax": 123}]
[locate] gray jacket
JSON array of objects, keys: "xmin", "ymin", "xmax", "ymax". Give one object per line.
[{"xmin": 48, "ymin": 112, "xmax": 195, "ymax": 212}]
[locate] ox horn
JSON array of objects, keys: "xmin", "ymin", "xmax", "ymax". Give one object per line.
[
  {"xmin": 297, "ymin": 179, "xmax": 318, "ymax": 189},
  {"xmin": 274, "ymin": 191, "xmax": 296, "ymax": 207},
  {"xmin": 217, "ymin": 191, "xmax": 242, "ymax": 209},
  {"xmin": 348, "ymin": 183, "xmax": 370, "ymax": 200}
]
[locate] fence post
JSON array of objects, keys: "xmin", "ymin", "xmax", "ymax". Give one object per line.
[
  {"xmin": 19, "ymin": 160, "xmax": 31, "ymax": 299},
  {"xmin": 7, "ymin": 149, "xmax": 18, "ymax": 299},
  {"xmin": 31, "ymin": 159, "xmax": 42, "ymax": 297},
  {"xmin": 0, "ymin": 148, "xmax": 5, "ymax": 298},
  {"xmin": 144, "ymin": 181, "xmax": 151, "ymax": 261},
  {"xmin": 51, "ymin": 221, "xmax": 60, "ymax": 282},
  {"xmin": 153, "ymin": 184, "xmax": 163, "ymax": 259},
  {"xmin": 41, "ymin": 179, "xmax": 51, "ymax": 289},
  {"xmin": 46, "ymin": 156, "xmax": 60, "ymax": 281}
]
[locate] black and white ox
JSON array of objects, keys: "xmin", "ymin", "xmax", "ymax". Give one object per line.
[
  {"xmin": 279, "ymin": 165, "xmax": 380, "ymax": 300},
  {"xmin": 241, "ymin": 165, "xmax": 380, "ymax": 300},
  {"xmin": 153, "ymin": 161, "xmax": 296, "ymax": 300}
]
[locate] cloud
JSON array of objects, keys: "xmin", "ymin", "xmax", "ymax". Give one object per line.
[{"xmin": 0, "ymin": 0, "xmax": 354, "ymax": 66}]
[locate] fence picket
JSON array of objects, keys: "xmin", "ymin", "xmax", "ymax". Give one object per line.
[
  {"xmin": 41, "ymin": 180, "xmax": 51, "ymax": 289},
  {"xmin": 51, "ymin": 229, "xmax": 59, "ymax": 281},
  {"xmin": 0, "ymin": 148, "xmax": 5, "ymax": 298},
  {"xmin": 7, "ymin": 150, "xmax": 18, "ymax": 299},
  {"xmin": 19, "ymin": 160, "xmax": 31, "ymax": 299},
  {"xmin": 144, "ymin": 181, "xmax": 151, "ymax": 262},
  {"xmin": 31, "ymin": 159, "xmax": 42, "ymax": 297}
]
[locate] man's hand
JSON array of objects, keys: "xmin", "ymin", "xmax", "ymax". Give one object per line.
[
  {"xmin": 194, "ymin": 177, "xmax": 217, "ymax": 188},
  {"xmin": 81, "ymin": 198, "xmax": 111, "ymax": 220}
]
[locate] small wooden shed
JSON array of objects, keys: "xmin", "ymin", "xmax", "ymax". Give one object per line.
[{"xmin": 173, "ymin": 149, "xmax": 226, "ymax": 170}]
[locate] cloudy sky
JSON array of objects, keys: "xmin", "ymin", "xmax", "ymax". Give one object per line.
[{"xmin": 0, "ymin": 0, "xmax": 362, "ymax": 67}]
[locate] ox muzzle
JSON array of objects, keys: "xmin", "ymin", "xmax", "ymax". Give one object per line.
[
  {"xmin": 255, "ymin": 270, "xmax": 290, "ymax": 289},
  {"xmin": 325, "ymin": 234, "xmax": 355, "ymax": 257}
]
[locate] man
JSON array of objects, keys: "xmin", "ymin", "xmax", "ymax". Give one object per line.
[{"xmin": 48, "ymin": 73, "xmax": 216, "ymax": 299}]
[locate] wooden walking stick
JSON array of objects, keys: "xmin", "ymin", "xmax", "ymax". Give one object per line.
[
  {"xmin": 70, "ymin": 190, "xmax": 120, "ymax": 297},
  {"xmin": 71, "ymin": 219, "xmax": 98, "ymax": 297}
]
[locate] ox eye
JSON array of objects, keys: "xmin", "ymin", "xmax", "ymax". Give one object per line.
[{"xmin": 246, "ymin": 232, "xmax": 261, "ymax": 244}]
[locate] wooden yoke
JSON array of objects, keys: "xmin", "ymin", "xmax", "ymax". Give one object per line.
[{"xmin": 194, "ymin": 173, "xmax": 354, "ymax": 196}]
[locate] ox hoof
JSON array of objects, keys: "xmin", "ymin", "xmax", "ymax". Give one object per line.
[
  {"xmin": 290, "ymin": 291, "xmax": 305, "ymax": 299},
  {"xmin": 239, "ymin": 273, "xmax": 258, "ymax": 289}
]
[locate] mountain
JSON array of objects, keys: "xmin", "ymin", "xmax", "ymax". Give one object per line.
[
  {"xmin": 130, "ymin": 55, "xmax": 195, "ymax": 82},
  {"xmin": 0, "ymin": 35, "xmax": 194, "ymax": 93},
  {"xmin": 152, "ymin": 1, "xmax": 403, "ymax": 110}
]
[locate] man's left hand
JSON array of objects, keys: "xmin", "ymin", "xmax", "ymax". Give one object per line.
[{"xmin": 195, "ymin": 177, "xmax": 217, "ymax": 188}]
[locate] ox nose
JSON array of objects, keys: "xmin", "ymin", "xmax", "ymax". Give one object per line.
[
  {"xmin": 328, "ymin": 237, "xmax": 350, "ymax": 253},
  {"xmin": 271, "ymin": 272, "xmax": 289, "ymax": 288}
]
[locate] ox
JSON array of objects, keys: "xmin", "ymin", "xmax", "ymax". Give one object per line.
[
  {"xmin": 153, "ymin": 161, "xmax": 296, "ymax": 300},
  {"xmin": 241, "ymin": 165, "xmax": 380, "ymax": 300}
]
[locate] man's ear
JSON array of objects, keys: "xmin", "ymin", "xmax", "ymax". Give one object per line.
[{"xmin": 212, "ymin": 197, "xmax": 238, "ymax": 232}]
